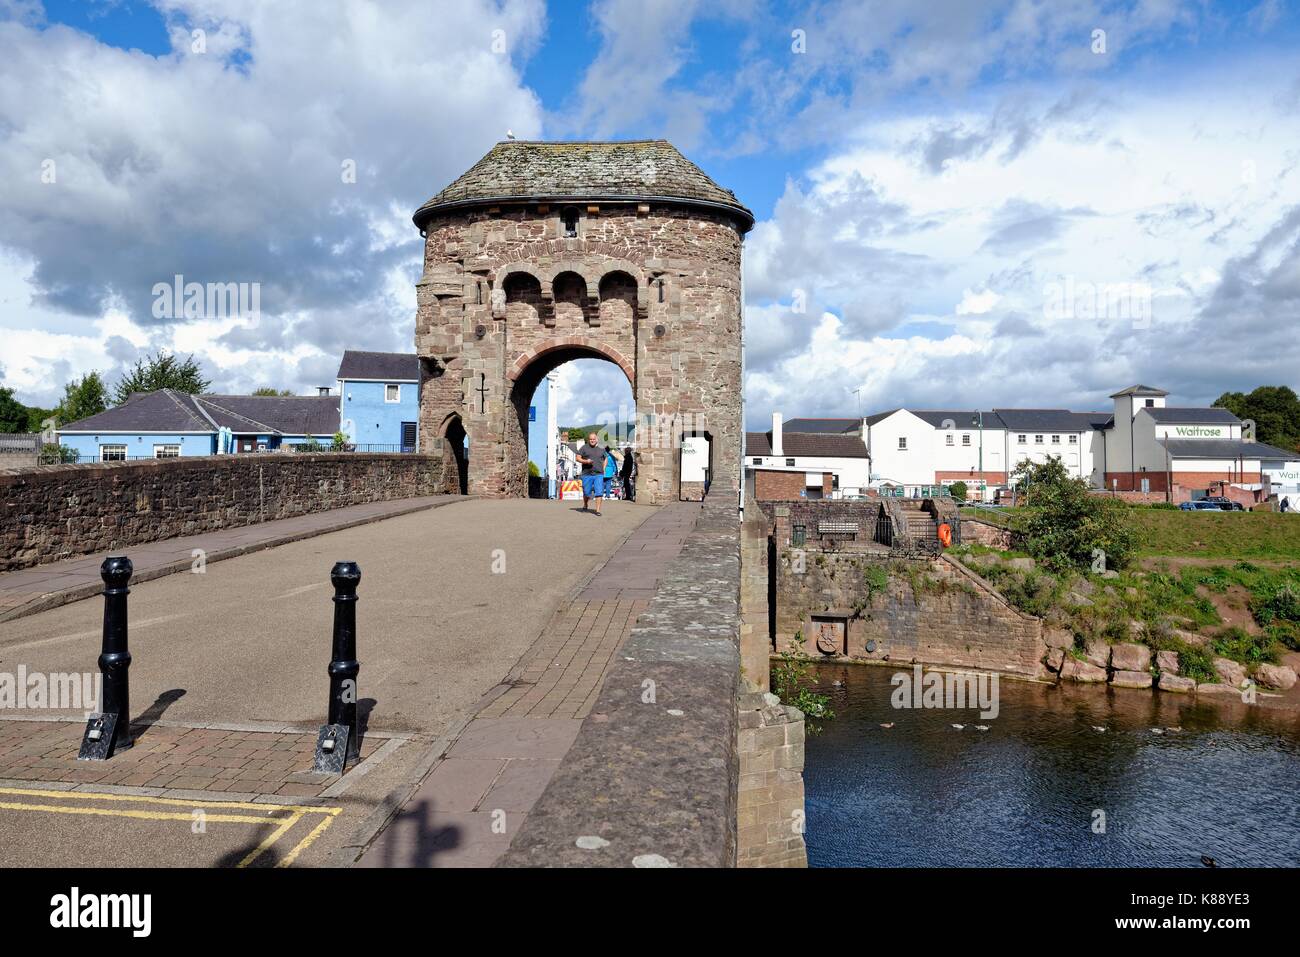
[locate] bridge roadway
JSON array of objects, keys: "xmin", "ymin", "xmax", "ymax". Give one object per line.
[{"xmin": 0, "ymin": 497, "xmax": 670, "ymax": 867}]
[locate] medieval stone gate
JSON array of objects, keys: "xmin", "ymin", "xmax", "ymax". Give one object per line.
[{"xmin": 410, "ymin": 140, "xmax": 752, "ymax": 505}]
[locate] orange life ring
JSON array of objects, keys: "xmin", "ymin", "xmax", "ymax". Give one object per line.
[{"xmin": 937, "ymin": 522, "xmax": 953, "ymax": 548}]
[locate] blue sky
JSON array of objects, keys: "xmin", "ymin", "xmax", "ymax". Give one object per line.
[{"xmin": 4, "ymin": 0, "xmax": 1300, "ymax": 428}]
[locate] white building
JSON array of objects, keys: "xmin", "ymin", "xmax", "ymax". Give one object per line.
[{"xmin": 748, "ymin": 384, "xmax": 1297, "ymax": 504}]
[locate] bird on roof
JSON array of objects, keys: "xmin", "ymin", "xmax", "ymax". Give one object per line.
[{"xmin": 506, "ymin": 129, "xmax": 516, "ymax": 140}]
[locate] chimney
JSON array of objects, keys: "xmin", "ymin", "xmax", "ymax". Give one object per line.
[
  {"xmin": 317, "ymin": 386, "xmax": 331, "ymax": 396},
  {"xmin": 771, "ymin": 412, "xmax": 783, "ymax": 457}
]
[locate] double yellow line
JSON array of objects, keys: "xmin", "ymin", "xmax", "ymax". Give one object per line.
[{"xmin": 0, "ymin": 786, "xmax": 341, "ymax": 867}]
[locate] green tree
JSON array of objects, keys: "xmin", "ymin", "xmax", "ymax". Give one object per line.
[
  {"xmin": 57, "ymin": 372, "xmax": 108, "ymax": 424},
  {"xmin": 949, "ymin": 480, "xmax": 968, "ymax": 502},
  {"xmin": 1012, "ymin": 458, "xmax": 1139, "ymax": 572},
  {"xmin": 0, "ymin": 386, "xmax": 28, "ymax": 432},
  {"xmin": 113, "ymin": 352, "xmax": 210, "ymax": 405},
  {"xmin": 252, "ymin": 387, "xmax": 293, "ymax": 396},
  {"xmin": 1214, "ymin": 386, "xmax": 1300, "ymax": 452}
]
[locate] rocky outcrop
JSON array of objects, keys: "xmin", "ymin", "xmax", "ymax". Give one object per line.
[
  {"xmin": 1060, "ymin": 658, "xmax": 1108, "ymax": 683},
  {"xmin": 1158, "ymin": 673, "xmax": 1196, "ymax": 693},
  {"xmin": 1213, "ymin": 657, "xmax": 1247, "ymax": 688},
  {"xmin": 1110, "ymin": 643, "xmax": 1151, "ymax": 672},
  {"xmin": 1156, "ymin": 650, "xmax": 1180, "ymax": 674},
  {"xmin": 1255, "ymin": 663, "xmax": 1297, "ymax": 690},
  {"xmin": 1112, "ymin": 670, "xmax": 1153, "ymax": 689}
]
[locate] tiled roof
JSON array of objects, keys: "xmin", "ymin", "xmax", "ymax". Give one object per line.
[
  {"xmin": 1145, "ymin": 407, "xmax": 1240, "ymax": 425},
  {"xmin": 781, "ymin": 417, "xmax": 860, "ymax": 434},
  {"xmin": 60, "ymin": 390, "xmax": 340, "ymax": 437},
  {"xmin": 337, "ymin": 350, "xmax": 420, "ymax": 382},
  {"xmin": 414, "ymin": 140, "xmax": 753, "ymax": 230},
  {"xmin": 910, "ymin": 410, "xmax": 1001, "ymax": 429},
  {"xmin": 1110, "ymin": 384, "xmax": 1169, "ymax": 397},
  {"xmin": 59, "ymin": 390, "xmax": 212, "ymax": 432},
  {"xmin": 1163, "ymin": 439, "xmax": 1296, "ymax": 459},
  {"xmin": 746, "ymin": 431, "xmax": 868, "ymax": 458},
  {"xmin": 993, "ymin": 409, "xmax": 1107, "ymax": 431}
]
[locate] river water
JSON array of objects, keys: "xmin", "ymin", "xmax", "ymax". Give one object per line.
[{"xmin": 804, "ymin": 663, "xmax": 1300, "ymax": 867}]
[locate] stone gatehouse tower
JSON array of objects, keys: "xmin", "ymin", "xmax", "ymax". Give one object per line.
[{"xmin": 411, "ymin": 140, "xmax": 752, "ymax": 504}]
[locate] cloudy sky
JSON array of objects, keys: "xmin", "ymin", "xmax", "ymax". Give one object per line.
[{"xmin": 1, "ymin": 0, "xmax": 1298, "ymax": 429}]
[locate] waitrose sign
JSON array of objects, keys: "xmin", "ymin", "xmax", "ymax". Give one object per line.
[{"xmin": 1169, "ymin": 425, "xmax": 1226, "ymax": 438}]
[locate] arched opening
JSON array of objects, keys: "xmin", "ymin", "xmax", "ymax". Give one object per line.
[
  {"xmin": 680, "ymin": 429, "xmax": 713, "ymax": 501},
  {"xmin": 552, "ymin": 271, "xmax": 588, "ymax": 327},
  {"xmin": 441, "ymin": 413, "xmax": 468, "ymax": 495},
  {"xmin": 503, "ymin": 271, "xmax": 543, "ymax": 329},
  {"xmin": 598, "ymin": 271, "xmax": 637, "ymax": 326},
  {"xmin": 506, "ymin": 344, "xmax": 635, "ymax": 501}
]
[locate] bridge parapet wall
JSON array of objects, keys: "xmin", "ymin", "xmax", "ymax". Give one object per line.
[
  {"xmin": 0, "ymin": 453, "xmax": 443, "ymax": 572},
  {"xmin": 500, "ymin": 501, "xmax": 743, "ymax": 868}
]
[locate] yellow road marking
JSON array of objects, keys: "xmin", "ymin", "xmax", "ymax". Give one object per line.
[
  {"xmin": 278, "ymin": 813, "xmax": 336, "ymax": 867},
  {"xmin": 0, "ymin": 801, "xmax": 273, "ymax": 824},
  {"xmin": 237, "ymin": 811, "xmax": 302, "ymax": 868},
  {"xmin": 0, "ymin": 787, "xmax": 343, "ymax": 866},
  {"xmin": 0, "ymin": 786, "xmax": 341, "ymax": 816}
]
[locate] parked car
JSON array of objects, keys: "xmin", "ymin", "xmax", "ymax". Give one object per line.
[
  {"xmin": 1179, "ymin": 500, "xmax": 1222, "ymax": 511},
  {"xmin": 1200, "ymin": 496, "xmax": 1246, "ymax": 511}
]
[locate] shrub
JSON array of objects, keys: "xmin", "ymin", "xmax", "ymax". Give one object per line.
[
  {"xmin": 1178, "ymin": 645, "xmax": 1218, "ymax": 683},
  {"xmin": 1012, "ymin": 458, "xmax": 1140, "ymax": 571},
  {"xmin": 771, "ymin": 643, "xmax": 834, "ymax": 730},
  {"xmin": 949, "ymin": 481, "xmax": 968, "ymax": 502},
  {"xmin": 38, "ymin": 443, "xmax": 78, "ymax": 464},
  {"xmin": 1209, "ymin": 626, "xmax": 1280, "ymax": 665}
]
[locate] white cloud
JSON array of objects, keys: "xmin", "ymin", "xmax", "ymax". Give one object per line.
[
  {"xmin": 0, "ymin": 0, "xmax": 546, "ymax": 404},
  {"xmin": 744, "ymin": 55, "xmax": 1300, "ymax": 425}
]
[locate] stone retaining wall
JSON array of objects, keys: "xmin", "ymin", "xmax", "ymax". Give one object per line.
[
  {"xmin": 736, "ymin": 690, "xmax": 807, "ymax": 868},
  {"xmin": 0, "ymin": 453, "xmax": 443, "ymax": 572}
]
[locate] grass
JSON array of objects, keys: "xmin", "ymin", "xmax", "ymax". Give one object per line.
[
  {"xmin": 963, "ymin": 503, "xmax": 1300, "ymax": 560},
  {"xmin": 1131, "ymin": 509, "xmax": 1300, "ymax": 560}
]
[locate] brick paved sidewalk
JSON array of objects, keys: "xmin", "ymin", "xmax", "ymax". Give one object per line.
[
  {"xmin": 356, "ymin": 502, "xmax": 700, "ymax": 867},
  {"xmin": 0, "ymin": 495, "xmax": 458, "ymax": 623},
  {"xmin": 0, "ymin": 718, "xmax": 393, "ymax": 800}
]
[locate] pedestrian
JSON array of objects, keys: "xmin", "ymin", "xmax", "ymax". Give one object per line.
[
  {"xmin": 575, "ymin": 432, "xmax": 607, "ymax": 516},
  {"xmin": 620, "ymin": 444, "xmax": 637, "ymax": 501},
  {"xmin": 603, "ymin": 444, "xmax": 617, "ymax": 498}
]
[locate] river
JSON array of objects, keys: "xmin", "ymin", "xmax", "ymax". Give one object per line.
[{"xmin": 803, "ymin": 663, "xmax": 1300, "ymax": 867}]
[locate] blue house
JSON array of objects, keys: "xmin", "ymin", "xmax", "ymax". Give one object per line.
[
  {"xmin": 336, "ymin": 351, "xmax": 420, "ymax": 452},
  {"xmin": 57, "ymin": 389, "xmax": 340, "ymax": 461}
]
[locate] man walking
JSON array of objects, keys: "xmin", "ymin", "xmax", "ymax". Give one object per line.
[
  {"xmin": 620, "ymin": 444, "xmax": 637, "ymax": 501},
  {"xmin": 576, "ymin": 432, "xmax": 607, "ymax": 516}
]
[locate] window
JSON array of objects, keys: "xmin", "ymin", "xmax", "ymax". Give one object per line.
[
  {"xmin": 1145, "ymin": 399, "xmax": 1155, "ymax": 407},
  {"xmin": 385, "ymin": 384, "xmax": 400, "ymax": 403},
  {"xmin": 1051, "ymin": 434, "xmax": 1061, "ymax": 445},
  {"xmin": 1068, "ymin": 434, "xmax": 1077, "ymax": 445},
  {"xmin": 945, "ymin": 434, "xmax": 954, "ymax": 446},
  {"xmin": 1034, "ymin": 435, "xmax": 1044, "ymax": 445},
  {"xmin": 962, "ymin": 434, "xmax": 971, "ymax": 446},
  {"xmin": 792, "ymin": 525, "xmax": 806, "ymax": 546},
  {"xmin": 785, "ymin": 457, "xmax": 795, "ymax": 466},
  {"xmin": 562, "ymin": 207, "xmax": 579, "ymax": 238},
  {"xmin": 898, "ymin": 437, "xmax": 907, "ymax": 450},
  {"xmin": 1017, "ymin": 434, "xmax": 1027, "ymax": 445},
  {"xmin": 154, "ymin": 444, "xmax": 180, "ymax": 458},
  {"xmin": 751, "ymin": 457, "xmax": 762, "ymax": 465},
  {"xmin": 100, "ymin": 445, "xmax": 127, "ymax": 462}
]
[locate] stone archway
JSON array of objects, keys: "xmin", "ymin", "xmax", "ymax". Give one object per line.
[
  {"xmin": 440, "ymin": 413, "xmax": 468, "ymax": 495},
  {"xmin": 504, "ymin": 337, "xmax": 636, "ymax": 499},
  {"xmin": 411, "ymin": 142, "xmax": 751, "ymax": 506}
]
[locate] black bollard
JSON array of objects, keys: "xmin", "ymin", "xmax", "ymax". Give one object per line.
[
  {"xmin": 78, "ymin": 556, "xmax": 133, "ymax": 760},
  {"xmin": 315, "ymin": 561, "xmax": 361, "ymax": 772}
]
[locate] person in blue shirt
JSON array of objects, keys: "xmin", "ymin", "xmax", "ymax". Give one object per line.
[{"xmin": 603, "ymin": 445, "xmax": 618, "ymax": 498}]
